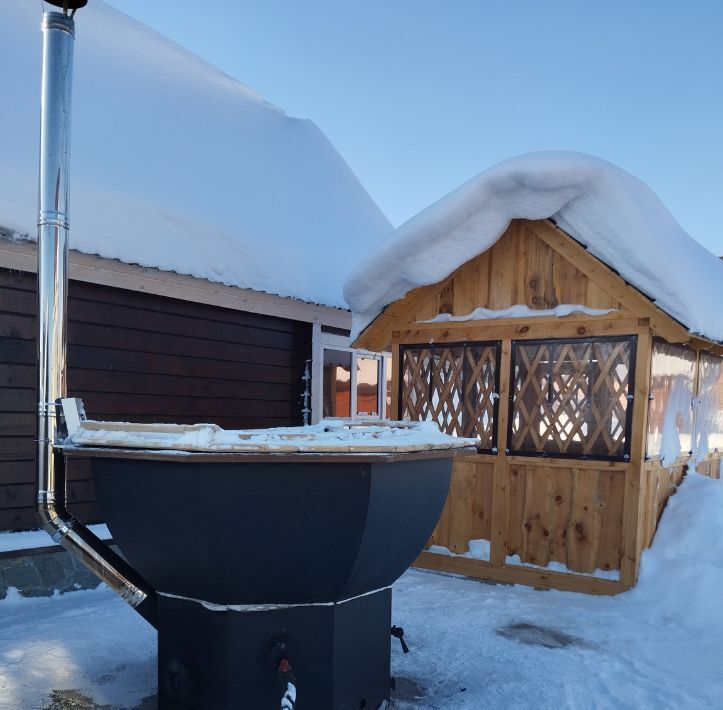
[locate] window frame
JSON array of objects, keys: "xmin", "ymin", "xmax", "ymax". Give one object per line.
[
  {"xmin": 398, "ymin": 339, "xmax": 501, "ymax": 453},
  {"xmin": 311, "ymin": 327, "xmax": 391, "ymax": 423},
  {"xmin": 506, "ymin": 334, "xmax": 638, "ymax": 462}
]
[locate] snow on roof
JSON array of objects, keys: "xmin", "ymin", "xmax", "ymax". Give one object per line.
[
  {"xmin": 345, "ymin": 152, "xmax": 723, "ymax": 343},
  {"xmin": 0, "ymin": 1, "xmax": 392, "ymax": 309}
]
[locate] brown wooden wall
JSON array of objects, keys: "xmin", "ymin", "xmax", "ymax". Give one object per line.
[
  {"xmin": 428, "ymin": 456, "xmax": 626, "ymax": 576},
  {"xmin": 423, "ymin": 219, "xmax": 623, "ymax": 318},
  {"xmin": 0, "ymin": 267, "xmax": 311, "ymax": 532},
  {"xmin": 356, "ymin": 219, "xmax": 630, "ymax": 353}
]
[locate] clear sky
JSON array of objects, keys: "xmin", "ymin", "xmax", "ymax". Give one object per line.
[{"xmin": 102, "ymin": 0, "xmax": 723, "ymax": 255}]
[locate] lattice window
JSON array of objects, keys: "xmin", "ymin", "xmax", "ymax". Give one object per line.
[
  {"xmin": 400, "ymin": 342, "xmax": 499, "ymax": 450},
  {"xmin": 509, "ymin": 337, "xmax": 636, "ymax": 460}
]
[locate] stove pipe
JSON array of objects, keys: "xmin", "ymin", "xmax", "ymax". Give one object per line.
[{"xmin": 35, "ymin": 9, "xmax": 157, "ymax": 627}]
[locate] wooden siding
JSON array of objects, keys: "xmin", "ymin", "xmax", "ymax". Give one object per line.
[
  {"xmin": 641, "ymin": 458, "xmax": 687, "ymax": 550},
  {"xmin": 408, "ymin": 323, "xmax": 649, "ymax": 593},
  {"xmin": 0, "ymin": 268, "xmax": 311, "ymax": 531},
  {"xmin": 355, "ymin": 219, "xmax": 627, "ymax": 352},
  {"xmin": 426, "ymin": 455, "xmax": 625, "ymax": 578}
]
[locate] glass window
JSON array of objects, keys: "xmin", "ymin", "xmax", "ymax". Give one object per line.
[
  {"xmin": 323, "ymin": 349, "xmax": 351, "ymax": 418},
  {"xmin": 509, "ymin": 336, "xmax": 635, "ymax": 460},
  {"xmin": 400, "ymin": 341, "xmax": 499, "ymax": 450},
  {"xmin": 694, "ymin": 352, "xmax": 723, "ymax": 456},
  {"xmin": 647, "ymin": 340, "xmax": 696, "ymax": 460},
  {"xmin": 356, "ymin": 357, "xmax": 380, "ymax": 416}
]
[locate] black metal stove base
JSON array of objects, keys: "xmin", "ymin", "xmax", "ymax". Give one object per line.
[{"xmin": 158, "ymin": 588, "xmax": 392, "ymax": 710}]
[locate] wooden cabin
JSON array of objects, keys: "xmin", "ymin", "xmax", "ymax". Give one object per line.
[{"xmin": 352, "ymin": 216, "xmax": 723, "ymax": 594}]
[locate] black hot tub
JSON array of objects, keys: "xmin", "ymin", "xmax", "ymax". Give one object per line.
[{"xmin": 65, "ymin": 421, "xmax": 471, "ymax": 710}]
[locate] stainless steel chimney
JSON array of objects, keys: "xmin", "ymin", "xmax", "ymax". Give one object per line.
[{"xmin": 35, "ymin": 5, "xmax": 157, "ymax": 627}]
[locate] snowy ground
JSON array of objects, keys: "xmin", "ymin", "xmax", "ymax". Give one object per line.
[{"xmin": 1, "ymin": 473, "xmax": 722, "ymax": 710}]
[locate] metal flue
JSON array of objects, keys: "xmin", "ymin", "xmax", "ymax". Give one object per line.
[{"xmin": 35, "ymin": 7, "xmax": 157, "ymax": 627}]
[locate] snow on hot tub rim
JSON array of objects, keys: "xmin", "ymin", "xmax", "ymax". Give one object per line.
[{"xmin": 64, "ymin": 418, "xmax": 478, "ymax": 455}]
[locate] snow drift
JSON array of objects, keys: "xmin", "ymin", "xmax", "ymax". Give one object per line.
[
  {"xmin": 345, "ymin": 152, "xmax": 723, "ymax": 342},
  {"xmin": 0, "ymin": 0, "xmax": 391, "ymax": 309}
]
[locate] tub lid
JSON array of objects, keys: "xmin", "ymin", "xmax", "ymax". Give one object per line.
[{"xmin": 65, "ymin": 418, "xmax": 477, "ymax": 454}]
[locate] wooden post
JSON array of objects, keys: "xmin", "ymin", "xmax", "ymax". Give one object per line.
[
  {"xmin": 620, "ymin": 330, "xmax": 653, "ymax": 587},
  {"xmin": 391, "ymin": 335, "xmax": 400, "ymax": 420},
  {"xmin": 490, "ymin": 338, "xmax": 512, "ymax": 566}
]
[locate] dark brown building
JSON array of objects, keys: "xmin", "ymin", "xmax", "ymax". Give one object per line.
[{"xmin": 0, "ymin": 239, "xmax": 375, "ymax": 532}]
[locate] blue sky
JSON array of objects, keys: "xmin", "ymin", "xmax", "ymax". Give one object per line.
[{"xmin": 103, "ymin": 0, "xmax": 723, "ymax": 255}]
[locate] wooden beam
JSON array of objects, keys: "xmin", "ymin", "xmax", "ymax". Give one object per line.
[
  {"xmin": 528, "ymin": 219, "xmax": 719, "ymax": 350},
  {"xmin": 489, "ymin": 339, "xmax": 512, "ymax": 566},
  {"xmin": 620, "ymin": 330, "xmax": 653, "ymax": 586},
  {"xmin": 505, "ymin": 456, "xmax": 628, "ymax": 471},
  {"xmin": 414, "ymin": 551, "xmax": 626, "ymax": 596},
  {"xmin": 395, "ymin": 315, "xmax": 648, "ymax": 345},
  {"xmin": 0, "ymin": 237, "xmax": 351, "ymax": 329},
  {"xmin": 390, "ymin": 338, "xmax": 401, "ymax": 419}
]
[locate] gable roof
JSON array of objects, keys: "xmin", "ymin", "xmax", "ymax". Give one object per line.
[
  {"xmin": 0, "ymin": 0, "xmax": 392, "ymax": 310},
  {"xmin": 345, "ymin": 152, "xmax": 723, "ymax": 343}
]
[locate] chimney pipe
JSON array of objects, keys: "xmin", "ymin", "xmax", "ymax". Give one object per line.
[{"xmin": 35, "ymin": 7, "xmax": 157, "ymax": 627}]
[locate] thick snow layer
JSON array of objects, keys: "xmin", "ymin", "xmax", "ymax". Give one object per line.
[
  {"xmin": 67, "ymin": 418, "xmax": 476, "ymax": 453},
  {"xmin": 423, "ymin": 303, "xmax": 616, "ymax": 324},
  {"xmin": 1, "ymin": 473, "xmax": 722, "ymax": 709},
  {"xmin": 0, "ymin": 524, "xmax": 110, "ymax": 554},
  {"xmin": 345, "ymin": 152, "xmax": 723, "ymax": 342},
  {"xmin": 1, "ymin": 1, "xmax": 391, "ymax": 309}
]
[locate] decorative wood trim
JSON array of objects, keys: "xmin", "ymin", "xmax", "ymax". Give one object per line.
[
  {"xmin": 396, "ymin": 316, "xmax": 648, "ymax": 345},
  {"xmin": 0, "ymin": 237, "xmax": 351, "ymax": 328},
  {"xmin": 414, "ymin": 551, "xmax": 626, "ymax": 596}
]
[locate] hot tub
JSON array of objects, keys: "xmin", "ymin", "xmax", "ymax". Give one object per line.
[{"xmin": 64, "ymin": 419, "xmax": 474, "ymax": 710}]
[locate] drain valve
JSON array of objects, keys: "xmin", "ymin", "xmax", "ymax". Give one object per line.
[{"xmin": 278, "ymin": 658, "xmax": 297, "ymax": 710}]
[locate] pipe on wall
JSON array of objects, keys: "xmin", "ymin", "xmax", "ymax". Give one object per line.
[{"xmin": 35, "ymin": 9, "xmax": 157, "ymax": 627}]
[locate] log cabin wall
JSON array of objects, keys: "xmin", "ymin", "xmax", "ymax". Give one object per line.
[{"xmin": 0, "ymin": 267, "xmax": 311, "ymax": 532}]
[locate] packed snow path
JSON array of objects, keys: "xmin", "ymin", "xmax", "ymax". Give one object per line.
[{"xmin": 1, "ymin": 474, "xmax": 722, "ymax": 709}]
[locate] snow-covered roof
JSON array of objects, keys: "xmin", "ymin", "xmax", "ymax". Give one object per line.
[
  {"xmin": 345, "ymin": 152, "xmax": 723, "ymax": 343},
  {"xmin": 0, "ymin": 1, "xmax": 392, "ymax": 310}
]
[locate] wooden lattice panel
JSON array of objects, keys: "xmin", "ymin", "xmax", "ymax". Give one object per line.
[
  {"xmin": 400, "ymin": 342, "xmax": 499, "ymax": 448},
  {"xmin": 510, "ymin": 337, "xmax": 634, "ymax": 459}
]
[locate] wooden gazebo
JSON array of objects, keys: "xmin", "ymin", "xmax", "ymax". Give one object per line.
[{"xmin": 352, "ymin": 217, "xmax": 723, "ymax": 594}]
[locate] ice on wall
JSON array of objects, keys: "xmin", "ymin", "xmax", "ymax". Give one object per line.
[
  {"xmin": 0, "ymin": 0, "xmax": 392, "ymax": 309},
  {"xmin": 345, "ymin": 152, "xmax": 723, "ymax": 343},
  {"xmin": 647, "ymin": 341, "xmax": 696, "ymax": 465}
]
